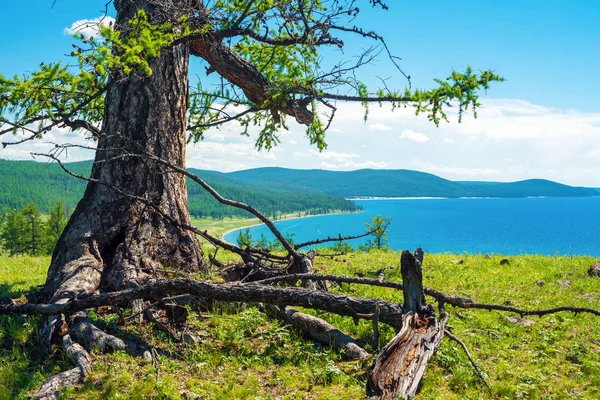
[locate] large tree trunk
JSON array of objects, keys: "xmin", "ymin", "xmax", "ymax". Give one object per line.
[{"xmin": 44, "ymin": 0, "xmax": 203, "ymax": 303}]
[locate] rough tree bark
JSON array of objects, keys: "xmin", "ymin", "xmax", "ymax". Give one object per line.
[
  {"xmin": 32, "ymin": 335, "xmax": 92, "ymax": 400},
  {"xmin": 45, "ymin": 0, "xmax": 203, "ymax": 305},
  {"xmin": 367, "ymin": 249, "xmax": 447, "ymax": 400}
]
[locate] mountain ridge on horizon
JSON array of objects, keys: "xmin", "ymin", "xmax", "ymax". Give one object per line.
[
  {"xmin": 0, "ymin": 160, "xmax": 597, "ymax": 216},
  {"xmin": 220, "ymin": 166, "xmax": 598, "ymax": 198}
]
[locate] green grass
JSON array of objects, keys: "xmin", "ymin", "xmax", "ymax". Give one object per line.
[
  {"xmin": 192, "ymin": 216, "xmax": 262, "ymax": 239},
  {"xmin": 0, "ymin": 254, "xmax": 50, "ymax": 298},
  {"xmin": 1, "ymin": 251, "xmax": 599, "ymax": 399}
]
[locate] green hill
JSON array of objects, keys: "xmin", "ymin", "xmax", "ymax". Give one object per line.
[
  {"xmin": 226, "ymin": 167, "xmax": 599, "ymax": 198},
  {"xmin": 0, "ymin": 160, "xmax": 596, "ymax": 218},
  {"xmin": 0, "ymin": 160, "xmax": 359, "ymax": 218}
]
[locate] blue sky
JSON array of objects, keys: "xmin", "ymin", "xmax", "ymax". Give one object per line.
[{"xmin": 1, "ymin": 1, "xmax": 600, "ymax": 185}]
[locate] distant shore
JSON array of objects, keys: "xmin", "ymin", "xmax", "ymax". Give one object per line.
[
  {"xmin": 348, "ymin": 196, "xmax": 448, "ymax": 200},
  {"xmin": 347, "ymin": 196, "xmax": 557, "ymax": 200},
  {"xmin": 220, "ymin": 210, "xmax": 362, "ymax": 242}
]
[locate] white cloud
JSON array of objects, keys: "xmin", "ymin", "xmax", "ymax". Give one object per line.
[
  {"xmin": 0, "ymin": 123, "xmax": 96, "ymax": 162},
  {"xmin": 399, "ymin": 129, "xmax": 430, "ymax": 143},
  {"xmin": 293, "ymin": 149, "xmax": 358, "ymax": 160},
  {"xmin": 203, "ymin": 131, "xmax": 225, "ymax": 141},
  {"xmin": 320, "ymin": 160, "xmax": 388, "ymax": 170},
  {"xmin": 64, "ymin": 16, "xmax": 116, "ymax": 39},
  {"xmin": 3, "ymin": 98, "xmax": 600, "ymax": 186},
  {"xmin": 292, "ymin": 149, "xmax": 383, "ymax": 170},
  {"xmin": 368, "ymin": 123, "xmax": 392, "ymax": 131}
]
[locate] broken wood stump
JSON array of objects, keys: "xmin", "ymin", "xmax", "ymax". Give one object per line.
[{"xmin": 367, "ymin": 249, "xmax": 446, "ymax": 400}]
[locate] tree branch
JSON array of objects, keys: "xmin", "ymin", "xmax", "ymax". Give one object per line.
[
  {"xmin": 255, "ymin": 273, "xmax": 600, "ymax": 317},
  {"xmin": 0, "ymin": 279, "xmax": 405, "ymax": 330},
  {"xmin": 444, "ymin": 330, "xmax": 491, "ymax": 389},
  {"xmin": 294, "ymin": 227, "xmax": 377, "ymax": 250}
]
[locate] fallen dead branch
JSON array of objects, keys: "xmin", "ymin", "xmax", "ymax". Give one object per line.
[
  {"xmin": 262, "ymin": 304, "xmax": 370, "ymax": 361},
  {"xmin": 256, "ymin": 273, "xmax": 600, "ymax": 317},
  {"xmin": 444, "ymin": 329, "xmax": 491, "ymax": 390},
  {"xmin": 0, "ymin": 279, "xmax": 405, "ymax": 330}
]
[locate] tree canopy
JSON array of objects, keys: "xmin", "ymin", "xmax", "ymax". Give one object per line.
[{"xmin": 0, "ymin": 0, "xmax": 502, "ymax": 154}]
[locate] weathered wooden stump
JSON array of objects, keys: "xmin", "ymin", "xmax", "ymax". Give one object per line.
[{"xmin": 367, "ymin": 249, "xmax": 446, "ymax": 400}]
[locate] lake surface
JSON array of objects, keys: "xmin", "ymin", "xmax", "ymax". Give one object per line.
[{"xmin": 223, "ymin": 197, "xmax": 600, "ymax": 256}]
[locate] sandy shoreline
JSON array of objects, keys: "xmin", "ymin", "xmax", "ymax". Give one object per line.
[{"xmin": 220, "ymin": 210, "xmax": 362, "ymax": 243}]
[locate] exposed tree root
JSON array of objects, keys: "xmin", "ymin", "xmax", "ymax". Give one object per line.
[
  {"xmin": 145, "ymin": 307, "xmax": 182, "ymax": 342},
  {"xmin": 33, "ymin": 335, "xmax": 92, "ymax": 400},
  {"xmin": 262, "ymin": 304, "xmax": 370, "ymax": 361},
  {"xmin": 69, "ymin": 312, "xmax": 142, "ymax": 355}
]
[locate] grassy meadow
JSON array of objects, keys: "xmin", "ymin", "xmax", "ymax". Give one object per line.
[{"xmin": 1, "ymin": 236, "xmax": 599, "ymax": 399}]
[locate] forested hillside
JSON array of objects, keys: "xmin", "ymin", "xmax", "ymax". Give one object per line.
[
  {"xmin": 1, "ymin": 160, "xmax": 596, "ymax": 220},
  {"xmin": 227, "ymin": 167, "xmax": 599, "ymax": 198},
  {"xmin": 0, "ymin": 160, "xmax": 359, "ymax": 218}
]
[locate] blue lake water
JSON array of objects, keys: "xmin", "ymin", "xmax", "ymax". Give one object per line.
[{"xmin": 223, "ymin": 197, "xmax": 600, "ymax": 256}]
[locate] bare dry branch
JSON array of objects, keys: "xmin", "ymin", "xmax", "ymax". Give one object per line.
[{"xmin": 444, "ymin": 330, "xmax": 491, "ymax": 390}]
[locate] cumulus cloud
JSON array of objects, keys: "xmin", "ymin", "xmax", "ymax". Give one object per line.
[
  {"xmin": 293, "ymin": 149, "xmax": 359, "ymax": 161},
  {"xmin": 320, "ymin": 160, "xmax": 388, "ymax": 170},
  {"xmin": 292, "ymin": 149, "xmax": 383, "ymax": 170},
  {"xmin": 3, "ymin": 98, "xmax": 600, "ymax": 186},
  {"xmin": 64, "ymin": 16, "xmax": 116, "ymax": 39},
  {"xmin": 399, "ymin": 129, "xmax": 429, "ymax": 143},
  {"xmin": 202, "ymin": 131, "xmax": 225, "ymax": 141},
  {"xmin": 368, "ymin": 123, "xmax": 392, "ymax": 131},
  {"xmin": 0, "ymin": 123, "xmax": 96, "ymax": 162}
]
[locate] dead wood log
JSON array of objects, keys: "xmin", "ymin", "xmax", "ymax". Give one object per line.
[
  {"xmin": 68, "ymin": 313, "xmax": 151, "ymax": 367},
  {"xmin": 256, "ymin": 273, "xmax": 477, "ymax": 308},
  {"xmin": 33, "ymin": 334, "xmax": 92, "ymax": 400},
  {"xmin": 401, "ymin": 248, "xmax": 426, "ymax": 314},
  {"xmin": 291, "ymin": 251, "xmax": 318, "ymax": 291},
  {"xmin": 256, "ymin": 273, "xmax": 600, "ymax": 318},
  {"xmin": 263, "ymin": 304, "xmax": 370, "ymax": 361},
  {"xmin": 367, "ymin": 312, "xmax": 446, "ymax": 399},
  {"xmin": 0, "ymin": 279, "xmax": 405, "ymax": 330},
  {"xmin": 367, "ymin": 249, "xmax": 446, "ymax": 400},
  {"xmin": 444, "ymin": 329, "xmax": 491, "ymax": 389}
]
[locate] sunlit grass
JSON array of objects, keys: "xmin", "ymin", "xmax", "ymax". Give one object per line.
[
  {"xmin": 0, "ymin": 249, "xmax": 599, "ymax": 399},
  {"xmin": 0, "ymin": 254, "xmax": 50, "ymax": 298}
]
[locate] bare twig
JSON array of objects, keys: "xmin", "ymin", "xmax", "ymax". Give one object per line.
[
  {"xmin": 294, "ymin": 228, "xmax": 377, "ymax": 250},
  {"xmin": 444, "ymin": 330, "xmax": 491, "ymax": 390}
]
